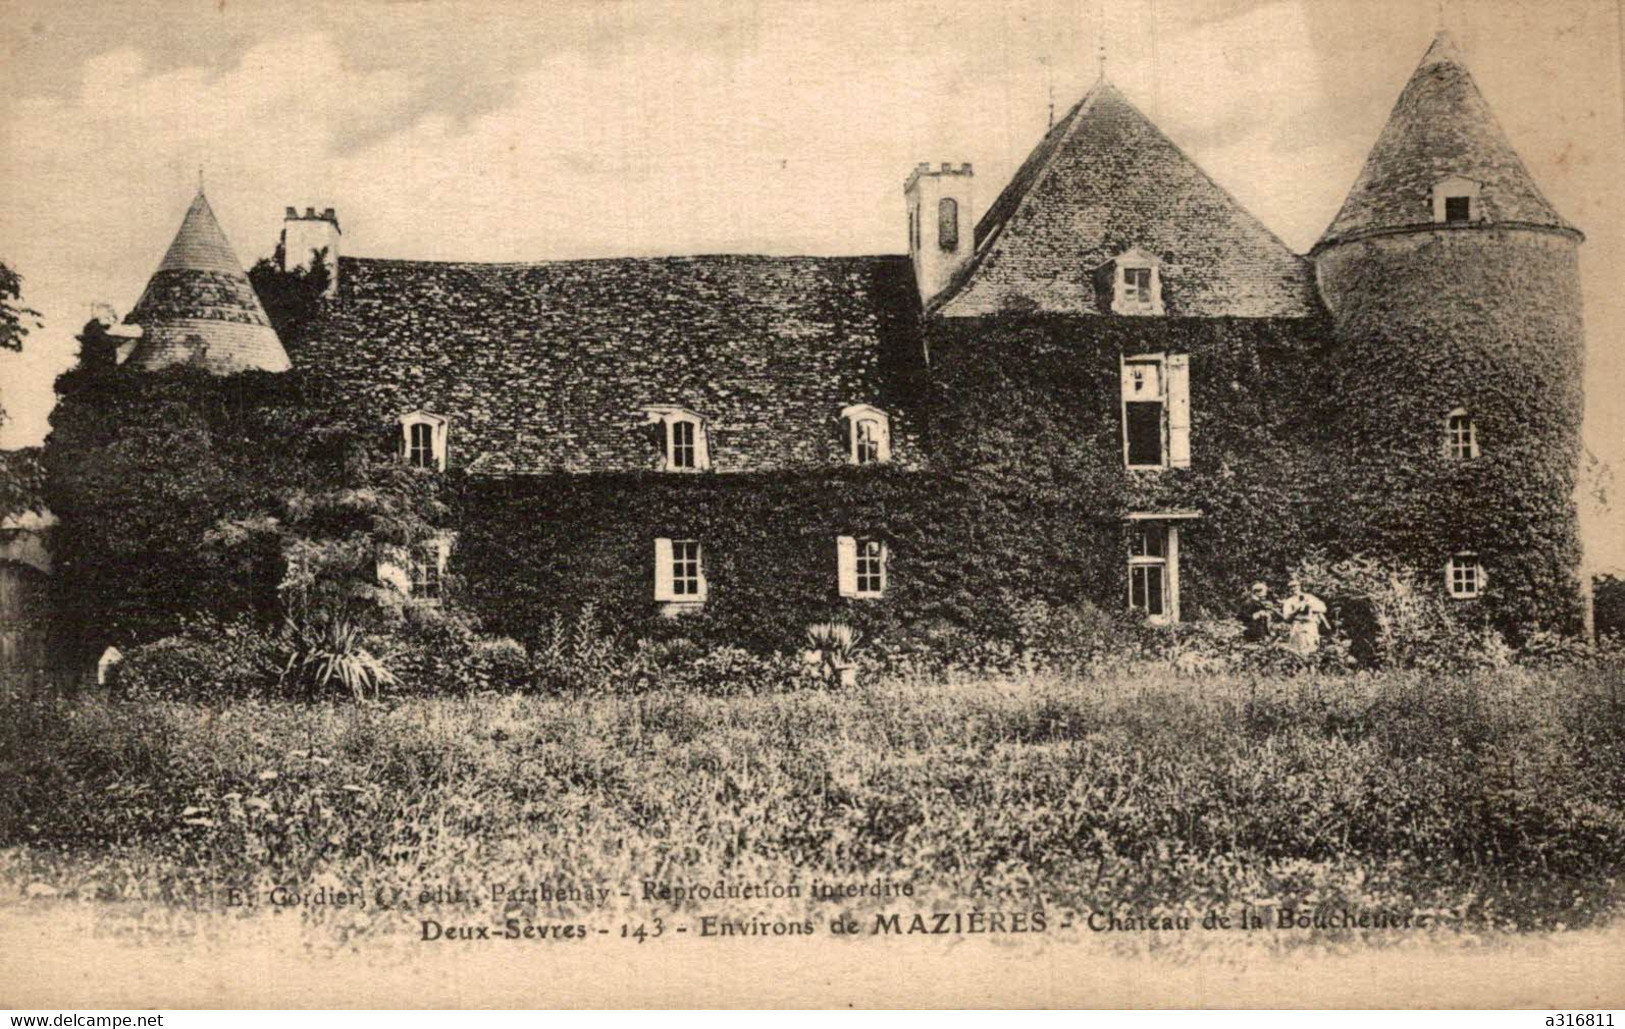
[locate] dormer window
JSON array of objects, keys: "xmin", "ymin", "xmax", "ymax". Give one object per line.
[
  {"xmin": 841, "ymin": 404, "xmax": 892, "ymax": 465},
  {"xmin": 400, "ymin": 410, "xmax": 449, "ymax": 471},
  {"xmin": 1445, "ymin": 407, "xmax": 1479, "ymax": 460},
  {"xmin": 645, "ymin": 407, "xmax": 711, "ymax": 472},
  {"xmin": 1432, "ymin": 176, "xmax": 1481, "ymax": 225},
  {"xmin": 1106, "ymin": 248, "xmax": 1164, "ymax": 316}
]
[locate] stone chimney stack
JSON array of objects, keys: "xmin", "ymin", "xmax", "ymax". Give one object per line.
[{"xmin": 279, "ymin": 205, "xmax": 341, "ymax": 297}]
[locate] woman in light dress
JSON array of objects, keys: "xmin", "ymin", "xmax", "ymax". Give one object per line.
[{"xmin": 1280, "ymin": 576, "xmax": 1329, "ymax": 655}]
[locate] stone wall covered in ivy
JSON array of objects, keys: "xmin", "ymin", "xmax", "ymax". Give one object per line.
[{"xmin": 1315, "ymin": 228, "xmax": 1586, "ymax": 633}]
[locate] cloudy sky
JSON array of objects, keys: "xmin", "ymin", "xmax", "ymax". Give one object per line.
[{"xmin": 1, "ymin": 0, "xmax": 1621, "ymax": 567}]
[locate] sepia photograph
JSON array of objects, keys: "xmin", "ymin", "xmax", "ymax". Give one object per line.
[{"xmin": 0, "ymin": 0, "xmax": 1623, "ymax": 1011}]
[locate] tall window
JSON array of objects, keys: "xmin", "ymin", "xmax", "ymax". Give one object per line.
[
  {"xmin": 1447, "ymin": 553, "xmax": 1483, "ymax": 599},
  {"xmin": 1123, "ymin": 358, "xmax": 1163, "ymax": 468},
  {"xmin": 654, "ymin": 537, "xmax": 707, "ymax": 607},
  {"xmin": 855, "ymin": 419, "xmax": 882, "ymax": 464},
  {"xmin": 841, "ymin": 404, "xmax": 891, "ymax": 465},
  {"xmin": 856, "ymin": 539, "xmax": 886, "ymax": 596},
  {"xmin": 1120, "ymin": 354, "xmax": 1190, "ymax": 470},
  {"xmin": 837, "ymin": 536, "xmax": 887, "ymax": 598},
  {"xmin": 671, "ymin": 540, "xmax": 701, "ymax": 597},
  {"xmin": 407, "ymin": 422, "xmax": 435, "ymax": 468},
  {"xmin": 1445, "ymin": 196, "xmax": 1471, "ymax": 224},
  {"xmin": 670, "ymin": 419, "xmax": 696, "ymax": 470},
  {"xmin": 938, "ymin": 197, "xmax": 959, "ymax": 251},
  {"xmin": 1445, "ymin": 408, "xmax": 1479, "ymax": 460}
]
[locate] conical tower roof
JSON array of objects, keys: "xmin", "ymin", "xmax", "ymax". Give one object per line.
[
  {"xmin": 124, "ymin": 191, "xmax": 289, "ymax": 373},
  {"xmin": 1316, "ymin": 32, "xmax": 1574, "ymax": 250},
  {"xmin": 935, "ymin": 79, "xmax": 1316, "ymax": 318}
]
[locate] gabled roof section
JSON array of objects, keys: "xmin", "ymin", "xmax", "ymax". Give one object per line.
[
  {"xmin": 1316, "ymin": 33, "xmax": 1575, "ymax": 249},
  {"xmin": 125, "ymin": 191, "xmax": 290, "ymax": 374},
  {"xmin": 935, "ymin": 80, "xmax": 1317, "ymax": 319}
]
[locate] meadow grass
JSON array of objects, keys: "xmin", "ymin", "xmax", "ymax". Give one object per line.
[{"xmin": 1, "ymin": 662, "xmax": 1622, "ymax": 949}]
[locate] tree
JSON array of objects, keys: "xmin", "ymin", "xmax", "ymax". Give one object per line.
[
  {"xmin": 0, "ymin": 261, "xmax": 42, "ymax": 428},
  {"xmin": 0, "ymin": 262, "xmax": 39, "ymax": 353},
  {"xmin": 248, "ymin": 249, "xmax": 329, "ymax": 344}
]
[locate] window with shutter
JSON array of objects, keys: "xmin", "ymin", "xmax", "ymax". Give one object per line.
[
  {"xmin": 655, "ymin": 537, "xmax": 706, "ymax": 610},
  {"xmin": 1122, "ymin": 356, "xmax": 1166, "ymax": 468},
  {"xmin": 838, "ymin": 536, "xmax": 886, "ymax": 598}
]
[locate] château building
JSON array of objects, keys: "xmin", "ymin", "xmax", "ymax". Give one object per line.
[{"xmin": 109, "ymin": 32, "xmax": 1589, "ymax": 641}]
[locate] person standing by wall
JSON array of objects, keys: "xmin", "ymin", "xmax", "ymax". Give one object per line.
[{"xmin": 1281, "ymin": 577, "xmax": 1329, "ymax": 655}]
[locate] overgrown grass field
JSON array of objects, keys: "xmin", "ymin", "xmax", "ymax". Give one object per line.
[{"xmin": 2, "ymin": 663, "xmax": 1623, "ymax": 951}]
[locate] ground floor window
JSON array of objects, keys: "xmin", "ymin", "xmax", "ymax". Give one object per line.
[
  {"xmin": 1127, "ymin": 521, "xmax": 1181, "ymax": 623},
  {"xmin": 655, "ymin": 537, "xmax": 707, "ymax": 607},
  {"xmin": 838, "ymin": 536, "xmax": 887, "ymax": 598},
  {"xmin": 408, "ymin": 540, "xmax": 446, "ymax": 602},
  {"xmin": 1447, "ymin": 552, "xmax": 1483, "ymax": 599}
]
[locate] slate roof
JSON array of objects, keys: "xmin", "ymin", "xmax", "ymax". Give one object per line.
[
  {"xmin": 1316, "ymin": 33, "xmax": 1575, "ymax": 249},
  {"xmin": 124, "ymin": 192, "xmax": 290, "ymax": 374},
  {"xmin": 935, "ymin": 80, "xmax": 1318, "ymax": 319},
  {"xmin": 295, "ymin": 254, "xmax": 923, "ymax": 475}
]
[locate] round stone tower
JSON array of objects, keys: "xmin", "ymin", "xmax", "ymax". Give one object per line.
[
  {"xmin": 1311, "ymin": 32, "xmax": 1586, "ymax": 632},
  {"xmin": 123, "ymin": 189, "xmax": 290, "ymax": 374}
]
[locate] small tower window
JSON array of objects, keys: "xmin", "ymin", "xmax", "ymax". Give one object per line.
[
  {"xmin": 938, "ymin": 198, "xmax": 959, "ymax": 252},
  {"xmin": 1445, "ymin": 408, "xmax": 1479, "ymax": 460},
  {"xmin": 1432, "ymin": 176, "xmax": 1481, "ymax": 225},
  {"xmin": 1447, "ymin": 553, "xmax": 1484, "ymax": 599}
]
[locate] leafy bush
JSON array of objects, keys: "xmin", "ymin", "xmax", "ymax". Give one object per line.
[
  {"xmin": 117, "ymin": 615, "xmax": 280, "ymax": 700},
  {"xmin": 1293, "ymin": 552, "xmax": 1510, "ymax": 671},
  {"xmin": 277, "ymin": 611, "xmax": 395, "ymax": 701}
]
